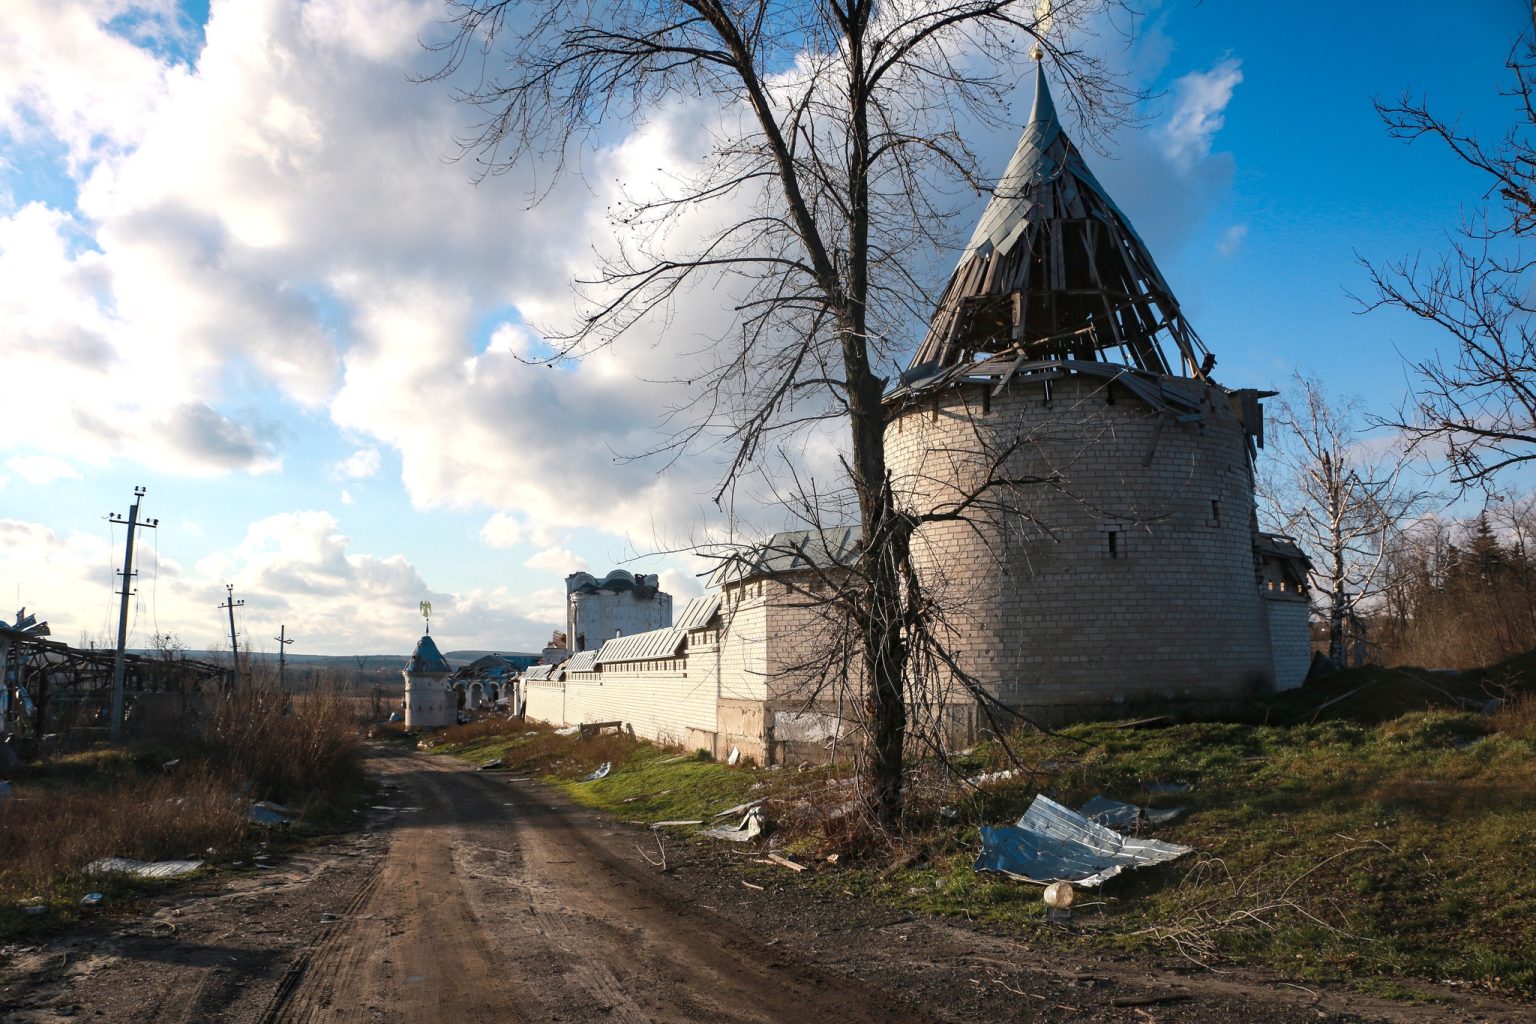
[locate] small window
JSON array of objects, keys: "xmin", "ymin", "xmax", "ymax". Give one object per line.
[
  {"xmin": 1107, "ymin": 530, "xmax": 1120, "ymax": 559},
  {"xmin": 1210, "ymin": 498, "xmax": 1221, "ymax": 524}
]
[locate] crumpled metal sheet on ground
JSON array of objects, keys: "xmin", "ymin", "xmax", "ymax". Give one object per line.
[
  {"xmin": 1077, "ymin": 795, "xmax": 1184, "ymax": 830},
  {"xmin": 85, "ymin": 857, "xmax": 205, "ymax": 879},
  {"xmin": 702, "ymin": 807, "xmax": 766, "ymax": 842},
  {"xmin": 975, "ymin": 794, "xmax": 1191, "ymax": 887}
]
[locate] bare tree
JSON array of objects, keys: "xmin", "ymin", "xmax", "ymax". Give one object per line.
[
  {"xmin": 423, "ymin": 0, "xmax": 1135, "ymax": 827},
  {"xmin": 1362, "ymin": 37, "xmax": 1536, "ymax": 490},
  {"xmin": 1258, "ymin": 374, "xmax": 1432, "ymax": 665}
]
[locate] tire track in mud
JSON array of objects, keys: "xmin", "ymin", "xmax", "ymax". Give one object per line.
[
  {"xmin": 262, "ymin": 751, "xmax": 925, "ymax": 1024},
  {"xmin": 262, "ymin": 756, "xmax": 531, "ymax": 1024}
]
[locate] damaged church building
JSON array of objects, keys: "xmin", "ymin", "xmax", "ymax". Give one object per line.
[{"xmin": 519, "ymin": 66, "xmax": 1311, "ymax": 761}]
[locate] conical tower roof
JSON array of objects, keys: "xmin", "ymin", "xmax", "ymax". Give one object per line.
[
  {"xmin": 405, "ymin": 633, "xmax": 450, "ymax": 675},
  {"xmin": 910, "ymin": 64, "xmax": 1210, "ymax": 379}
]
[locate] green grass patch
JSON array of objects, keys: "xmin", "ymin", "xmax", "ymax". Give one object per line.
[{"xmin": 432, "ymin": 720, "xmax": 760, "ymax": 822}]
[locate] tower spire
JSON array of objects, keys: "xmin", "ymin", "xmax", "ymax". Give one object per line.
[{"xmin": 910, "ymin": 66, "xmax": 1211, "ymax": 379}]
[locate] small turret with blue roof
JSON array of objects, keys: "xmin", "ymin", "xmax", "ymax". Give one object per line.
[
  {"xmin": 402, "ymin": 612, "xmax": 455, "ymax": 729},
  {"xmin": 406, "ymin": 633, "xmax": 451, "ymax": 676}
]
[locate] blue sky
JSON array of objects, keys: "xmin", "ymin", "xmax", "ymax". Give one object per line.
[{"xmin": 0, "ymin": 1, "xmax": 1527, "ymax": 655}]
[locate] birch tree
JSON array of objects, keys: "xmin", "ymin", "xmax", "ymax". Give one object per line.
[{"xmin": 1259, "ymin": 375, "xmax": 1432, "ymax": 665}]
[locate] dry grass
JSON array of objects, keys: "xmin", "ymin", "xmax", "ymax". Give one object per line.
[
  {"xmin": 1, "ymin": 681, "xmax": 368, "ymax": 917},
  {"xmin": 434, "ymin": 717, "xmax": 526, "ymax": 747},
  {"xmin": 0, "ymin": 772, "xmax": 248, "ymax": 900},
  {"xmin": 194, "ymin": 686, "xmax": 365, "ymax": 805}
]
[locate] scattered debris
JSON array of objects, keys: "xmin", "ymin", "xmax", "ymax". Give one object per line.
[
  {"xmin": 554, "ymin": 725, "xmax": 580, "ymax": 736},
  {"xmin": 1109, "ymin": 716, "xmax": 1173, "ymax": 730},
  {"xmin": 582, "ymin": 762, "xmax": 612, "ymax": 782},
  {"xmin": 161, "ymin": 759, "xmax": 181, "ymax": 774},
  {"xmin": 741, "ymin": 880, "xmax": 764, "ymax": 891},
  {"xmin": 478, "ymin": 758, "xmax": 505, "ymax": 771},
  {"xmin": 965, "ymin": 767, "xmax": 1024, "ymax": 787},
  {"xmin": 766, "ymin": 853, "xmax": 806, "ymax": 873},
  {"xmin": 727, "ymin": 746, "xmax": 742, "ymax": 766},
  {"xmin": 85, "ymin": 857, "xmax": 206, "ymax": 879},
  {"xmin": 249, "ymin": 801, "xmax": 296, "ymax": 827},
  {"xmin": 579, "ymin": 720, "xmax": 624, "ymax": 739},
  {"xmin": 712, "ymin": 799, "xmax": 764, "ymax": 819},
  {"xmin": 1110, "ymin": 993, "xmax": 1193, "ymax": 1008},
  {"xmin": 702, "ymin": 806, "xmax": 767, "ymax": 843},
  {"xmin": 21, "ymin": 900, "xmax": 46, "ymax": 916},
  {"xmin": 79, "ymin": 892, "xmax": 104, "ymax": 907},
  {"xmin": 1043, "ymin": 880, "xmax": 1075, "ymax": 923},
  {"xmin": 650, "ymin": 820, "xmax": 704, "ymax": 829},
  {"xmin": 1078, "ymin": 795, "xmax": 1184, "ymax": 830},
  {"xmin": 975, "ymin": 795, "xmax": 1191, "ymax": 887},
  {"xmin": 939, "ymin": 805, "xmax": 959, "ymax": 819}
]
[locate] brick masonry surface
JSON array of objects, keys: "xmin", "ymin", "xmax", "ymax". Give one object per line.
[{"xmin": 884, "ymin": 372, "xmax": 1276, "ymax": 720}]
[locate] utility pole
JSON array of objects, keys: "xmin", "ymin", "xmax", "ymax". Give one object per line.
[
  {"xmin": 220, "ymin": 585, "xmax": 244, "ymax": 690},
  {"xmin": 274, "ymin": 624, "xmax": 293, "ymax": 691},
  {"xmin": 108, "ymin": 486, "xmax": 157, "ymax": 741}
]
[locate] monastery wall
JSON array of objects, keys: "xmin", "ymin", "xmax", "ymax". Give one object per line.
[
  {"xmin": 523, "ymin": 678, "xmax": 567, "ymax": 726},
  {"xmin": 886, "ymin": 373, "xmax": 1275, "ymax": 723},
  {"xmin": 561, "ymin": 663, "xmax": 717, "ymax": 749}
]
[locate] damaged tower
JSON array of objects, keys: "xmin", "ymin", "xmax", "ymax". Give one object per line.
[{"xmin": 885, "ymin": 65, "xmax": 1303, "ymax": 724}]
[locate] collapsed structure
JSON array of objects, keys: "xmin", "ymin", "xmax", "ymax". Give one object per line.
[
  {"xmin": 515, "ymin": 66, "xmax": 1310, "ymax": 758},
  {"xmin": 2, "ymin": 609, "xmax": 229, "ymax": 744}
]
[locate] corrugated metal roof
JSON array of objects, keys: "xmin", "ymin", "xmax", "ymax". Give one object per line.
[
  {"xmin": 522, "ymin": 663, "xmax": 557, "ymax": 681},
  {"xmin": 706, "ymin": 527, "xmax": 861, "ymax": 588},
  {"xmin": 564, "ymin": 650, "xmax": 599, "ymax": 673},
  {"xmin": 595, "ymin": 626, "xmax": 685, "ymax": 665},
  {"xmin": 674, "ymin": 594, "xmax": 721, "ymax": 632}
]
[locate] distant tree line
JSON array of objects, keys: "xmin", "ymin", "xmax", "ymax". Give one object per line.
[{"xmin": 1374, "ymin": 499, "xmax": 1536, "ymax": 668}]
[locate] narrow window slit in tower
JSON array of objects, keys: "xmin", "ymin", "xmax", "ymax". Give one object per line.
[
  {"xmin": 1107, "ymin": 530, "xmax": 1120, "ymax": 559},
  {"xmin": 1211, "ymin": 498, "xmax": 1221, "ymax": 524}
]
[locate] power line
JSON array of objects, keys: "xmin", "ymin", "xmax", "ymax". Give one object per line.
[{"xmin": 106, "ymin": 486, "xmax": 157, "ymax": 741}]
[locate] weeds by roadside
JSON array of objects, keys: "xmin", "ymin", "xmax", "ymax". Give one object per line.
[{"xmin": 0, "ymin": 681, "xmax": 370, "ymax": 937}]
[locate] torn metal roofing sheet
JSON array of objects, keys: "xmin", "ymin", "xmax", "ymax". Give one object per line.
[
  {"xmin": 594, "ymin": 626, "xmax": 685, "ymax": 665},
  {"xmin": 673, "ymin": 593, "xmax": 721, "ymax": 632},
  {"xmin": 564, "ymin": 650, "xmax": 599, "ymax": 673},
  {"xmin": 974, "ymin": 794, "xmax": 1191, "ymax": 887},
  {"xmin": 522, "ymin": 663, "xmax": 557, "ymax": 682},
  {"xmin": 706, "ymin": 526, "xmax": 861, "ymax": 588}
]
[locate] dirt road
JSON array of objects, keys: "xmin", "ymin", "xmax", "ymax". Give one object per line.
[{"xmin": 2, "ymin": 748, "xmax": 1528, "ymax": 1023}]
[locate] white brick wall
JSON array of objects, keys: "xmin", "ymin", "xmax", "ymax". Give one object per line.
[
  {"xmin": 1266, "ymin": 599, "xmax": 1311, "ymax": 690},
  {"xmin": 885, "ymin": 373, "xmax": 1275, "ymax": 721}
]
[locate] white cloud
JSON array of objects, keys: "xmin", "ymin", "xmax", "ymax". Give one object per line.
[
  {"xmin": 5, "ymin": 454, "xmax": 83, "ymax": 484},
  {"xmin": 479, "ymin": 512, "xmax": 525, "ymax": 549},
  {"xmin": 340, "ymin": 488, "xmax": 354, "ymax": 505},
  {"xmin": 332, "ymin": 447, "xmax": 381, "ymax": 480},
  {"xmin": 1216, "ymin": 223, "xmax": 1248, "ymax": 257},
  {"xmin": 525, "ymin": 546, "xmax": 587, "ymax": 576},
  {"xmin": 0, "ymin": 0, "xmax": 189, "ymax": 174},
  {"xmin": 1159, "ymin": 58, "xmax": 1243, "ymax": 169},
  {"xmin": 0, "ymin": 3, "xmax": 1249, "ymax": 565},
  {"xmin": 658, "ymin": 567, "xmax": 705, "ymax": 603}
]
